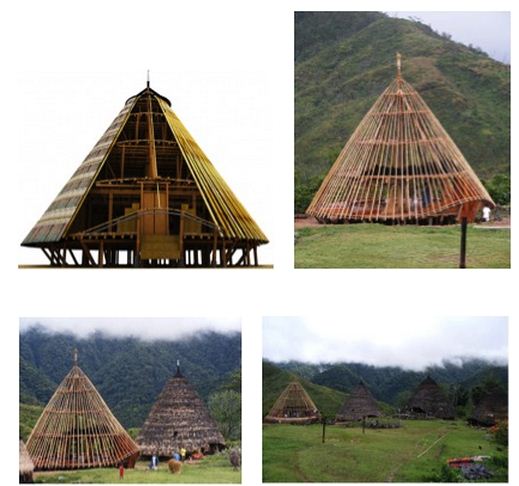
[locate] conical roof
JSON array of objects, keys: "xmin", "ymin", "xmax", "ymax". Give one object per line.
[
  {"xmin": 264, "ymin": 381, "xmax": 321, "ymax": 424},
  {"xmin": 307, "ymin": 54, "xmax": 494, "ymax": 223},
  {"xmin": 23, "ymin": 84, "xmax": 267, "ymax": 247},
  {"xmin": 407, "ymin": 376, "xmax": 455, "ymax": 419},
  {"xmin": 136, "ymin": 363, "xmax": 225, "ymax": 456},
  {"xmin": 336, "ymin": 382, "xmax": 381, "ymax": 421},
  {"xmin": 26, "ymin": 353, "xmax": 139, "ymax": 470}
]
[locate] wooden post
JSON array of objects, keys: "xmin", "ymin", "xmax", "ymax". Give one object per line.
[
  {"xmin": 459, "ymin": 217, "xmax": 467, "ymax": 269},
  {"xmin": 362, "ymin": 415, "xmax": 366, "ymax": 434},
  {"xmin": 321, "ymin": 418, "xmax": 326, "ymax": 444}
]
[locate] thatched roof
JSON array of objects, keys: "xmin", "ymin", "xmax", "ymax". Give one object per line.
[
  {"xmin": 19, "ymin": 440, "xmax": 34, "ymax": 476},
  {"xmin": 336, "ymin": 382, "xmax": 381, "ymax": 422},
  {"xmin": 469, "ymin": 388, "xmax": 508, "ymax": 426},
  {"xmin": 136, "ymin": 363, "xmax": 225, "ymax": 456},
  {"xmin": 264, "ymin": 381, "xmax": 320, "ymax": 424},
  {"xmin": 307, "ymin": 53, "xmax": 493, "ymax": 224},
  {"xmin": 407, "ymin": 376, "xmax": 455, "ymax": 419},
  {"xmin": 23, "ymin": 84, "xmax": 267, "ymax": 246},
  {"xmin": 26, "ymin": 352, "xmax": 139, "ymax": 470}
]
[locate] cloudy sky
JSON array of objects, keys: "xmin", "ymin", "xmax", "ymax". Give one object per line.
[
  {"xmin": 388, "ymin": 12, "xmax": 510, "ymax": 63},
  {"xmin": 20, "ymin": 318, "xmax": 240, "ymax": 341},
  {"xmin": 263, "ymin": 316, "xmax": 507, "ymax": 370}
]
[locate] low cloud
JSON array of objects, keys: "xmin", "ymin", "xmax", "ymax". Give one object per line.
[
  {"xmin": 263, "ymin": 316, "xmax": 507, "ymax": 371},
  {"xmin": 20, "ymin": 317, "xmax": 241, "ymax": 341}
]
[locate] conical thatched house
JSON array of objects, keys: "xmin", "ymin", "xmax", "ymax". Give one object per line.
[
  {"xmin": 136, "ymin": 362, "xmax": 225, "ymax": 456},
  {"xmin": 307, "ymin": 54, "xmax": 494, "ymax": 224},
  {"xmin": 22, "ymin": 82, "xmax": 268, "ymax": 267},
  {"xmin": 19, "ymin": 440, "xmax": 34, "ymax": 483},
  {"xmin": 407, "ymin": 376, "xmax": 455, "ymax": 419},
  {"xmin": 336, "ymin": 382, "xmax": 381, "ymax": 422},
  {"xmin": 468, "ymin": 388, "xmax": 508, "ymax": 427},
  {"xmin": 264, "ymin": 382, "xmax": 320, "ymax": 424},
  {"xmin": 26, "ymin": 351, "xmax": 139, "ymax": 470}
]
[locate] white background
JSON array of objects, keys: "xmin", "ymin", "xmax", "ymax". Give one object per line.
[{"xmin": 1, "ymin": 0, "xmax": 516, "ymax": 485}]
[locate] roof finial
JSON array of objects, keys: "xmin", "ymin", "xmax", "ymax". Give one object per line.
[
  {"xmin": 147, "ymin": 69, "xmax": 150, "ymax": 89},
  {"xmin": 73, "ymin": 348, "xmax": 78, "ymax": 366},
  {"xmin": 176, "ymin": 359, "xmax": 180, "ymax": 372},
  {"xmin": 396, "ymin": 52, "xmax": 402, "ymax": 78}
]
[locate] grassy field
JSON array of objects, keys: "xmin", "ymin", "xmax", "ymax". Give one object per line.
[
  {"xmin": 34, "ymin": 455, "xmax": 240, "ymax": 483},
  {"xmin": 263, "ymin": 421, "xmax": 507, "ymax": 482},
  {"xmin": 295, "ymin": 224, "xmax": 510, "ymax": 268}
]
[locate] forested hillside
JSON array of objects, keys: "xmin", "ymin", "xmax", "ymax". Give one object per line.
[
  {"xmin": 20, "ymin": 326, "xmax": 241, "ymax": 428},
  {"xmin": 295, "ymin": 12, "xmax": 510, "ymax": 212}
]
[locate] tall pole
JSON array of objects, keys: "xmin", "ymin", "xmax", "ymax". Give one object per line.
[
  {"xmin": 321, "ymin": 418, "xmax": 326, "ymax": 443},
  {"xmin": 459, "ymin": 217, "xmax": 467, "ymax": 268}
]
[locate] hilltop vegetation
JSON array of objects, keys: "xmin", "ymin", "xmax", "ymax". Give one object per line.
[
  {"xmin": 20, "ymin": 327, "xmax": 241, "ymax": 430},
  {"xmin": 295, "ymin": 12, "xmax": 510, "ymax": 212}
]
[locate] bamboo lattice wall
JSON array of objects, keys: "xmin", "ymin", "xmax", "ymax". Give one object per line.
[{"xmin": 264, "ymin": 382, "xmax": 321, "ymax": 424}]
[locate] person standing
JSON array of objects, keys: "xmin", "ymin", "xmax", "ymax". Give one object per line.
[{"xmin": 119, "ymin": 463, "xmax": 125, "ymax": 480}]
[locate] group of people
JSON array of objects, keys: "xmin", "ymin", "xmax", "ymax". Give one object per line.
[{"xmin": 149, "ymin": 448, "xmax": 188, "ymax": 470}]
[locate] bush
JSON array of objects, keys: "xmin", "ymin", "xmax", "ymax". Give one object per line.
[
  {"xmin": 484, "ymin": 174, "xmax": 510, "ymax": 205},
  {"xmin": 490, "ymin": 420, "xmax": 508, "ymax": 446},
  {"xmin": 422, "ymin": 464, "xmax": 462, "ymax": 482}
]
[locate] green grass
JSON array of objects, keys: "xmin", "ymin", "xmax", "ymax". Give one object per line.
[
  {"xmin": 263, "ymin": 420, "xmax": 508, "ymax": 482},
  {"xmin": 295, "ymin": 224, "xmax": 510, "ymax": 268},
  {"xmin": 34, "ymin": 455, "xmax": 240, "ymax": 483},
  {"xmin": 20, "ymin": 402, "xmax": 44, "ymax": 442}
]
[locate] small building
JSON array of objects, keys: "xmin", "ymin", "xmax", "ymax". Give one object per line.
[
  {"xmin": 336, "ymin": 382, "xmax": 381, "ymax": 423},
  {"xmin": 264, "ymin": 381, "xmax": 321, "ymax": 424},
  {"xmin": 137, "ymin": 362, "xmax": 225, "ymax": 457},
  {"xmin": 407, "ymin": 376, "xmax": 455, "ymax": 419},
  {"xmin": 26, "ymin": 350, "xmax": 139, "ymax": 470},
  {"xmin": 468, "ymin": 388, "xmax": 508, "ymax": 427},
  {"xmin": 19, "ymin": 440, "xmax": 34, "ymax": 483}
]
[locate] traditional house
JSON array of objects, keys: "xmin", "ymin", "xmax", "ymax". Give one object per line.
[
  {"xmin": 264, "ymin": 381, "xmax": 320, "ymax": 424},
  {"xmin": 407, "ymin": 376, "xmax": 455, "ymax": 419},
  {"xmin": 336, "ymin": 382, "xmax": 381, "ymax": 422},
  {"xmin": 26, "ymin": 350, "xmax": 139, "ymax": 470},
  {"xmin": 307, "ymin": 54, "xmax": 494, "ymax": 225},
  {"xmin": 22, "ymin": 82, "xmax": 267, "ymax": 267},
  {"xmin": 19, "ymin": 440, "xmax": 34, "ymax": 483},
  {"xmin": 468, "ymin": 387, "xmax": 508, "ymax": 426},
  {"xmin": 137, "ymin": 362, "xmax": 225, "ymax": 456}
]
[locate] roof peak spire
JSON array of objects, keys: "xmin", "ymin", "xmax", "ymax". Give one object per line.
[
  {"xmin": 175, "ymin": 359, "xmax": 182, "ymax": 377},
  {"xmin": 73, "ymin": 348, "xmax": 78, "ymax": 366},
  {"xmin": 396, "ymin": 52, "xmax": 402, "ymax": 78},
  {"xmin": 147, "ymin": 69, "xmax": 150, "ymax": 88}
]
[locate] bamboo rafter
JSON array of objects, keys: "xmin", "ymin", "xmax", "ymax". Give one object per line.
[
  {"xmin": 307, "ymin": 54, "xmax": 494, "ymax": 223},
  {"xmin": 26, "ymin": 352, "xmax": 139, "ymax": 470}
]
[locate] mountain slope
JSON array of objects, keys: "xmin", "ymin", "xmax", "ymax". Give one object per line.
[
  {"xmin": 295, "ymin": 12, "xmax": 510, "ymax": 212},
  {"xmin": 20, "ymin": 327, "xmax": 241, "ymax": 428}
]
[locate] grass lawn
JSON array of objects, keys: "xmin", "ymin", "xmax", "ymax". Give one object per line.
[
  {"xmin": 295, "ymin": 224, "xmax": 510, "ymax": 268},
  {"xmin": 34, "ymin": 455, "xmax": 241, "ymax": 483},
  {"xmin": 263, "ymin": 420, "xmax": 507, "ymax": 482}
]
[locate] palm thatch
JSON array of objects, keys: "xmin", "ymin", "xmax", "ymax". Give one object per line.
[
  {"xmin": 407, "ymin": 376, "xmax": 455, "ymax": 419},
  {"xmin": 19, "ymin": 440, "xmax": 34, "ymax": 483},
  {"xmin": 22, "ymin": 83, "xmax": 267, "ymax": 267},
  {"xmin": 136, "ymin": 363, "xmax": 225, "ymax": 456},
  {"xmin": 468, "ymin": 388, "xmax": 508, "ymax": 427},
  {"xmin": 26, "ymin": 351, "xmax": 139, "ymax": 470},
  {"xmin": 264, "ymin": 382, "xmax": 320, "ymax": 424},
  {"xmin": 307, "ymin": 53, "xmax": 494, "ymax": 224},
  {"xmin": 336, "ymin": 382, "xmax": 381, "ymax": 422}
]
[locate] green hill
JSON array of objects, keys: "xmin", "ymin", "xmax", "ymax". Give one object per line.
[
  {"xmin": 295, "ymin": 12, "xmax": 510, "ymax": 212},
  {"xmin": 20, "ymin": 403, "xmax": 44, "ymax": 441},
  {"xmin": 20, "ymin": 327, "xmax": 241, "ymax": 429},
  {"xmin": 263, "ymin": 360, "xmax": 345, "ymax": 418}
]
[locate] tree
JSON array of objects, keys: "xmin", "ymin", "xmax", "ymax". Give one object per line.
[{"xmin": 208, "ymin": 390, "xmax": 241, "ymax": 440}]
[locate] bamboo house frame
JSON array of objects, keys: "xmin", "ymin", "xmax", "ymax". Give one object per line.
[
  {"xmin": 307, "ymin": 54, "xmax": 494, "ymax": 224},
  {"xmin": 26, "ymin": 350, "xmax": 139, "ymax": 470},
  {"xmin": 264, "ymin": 382, "xmax": 321, "ymax": 424},
  {"xmin": 335, "ymin": 382, "xmax": 381, "ymax": 423},
  {"xmin": 22, "ymin": 81, "xmax": 268, "ymax": 267},
  {"xmin": 136, "ymin": 362, "xmax": 225, "ymax": 457}
]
